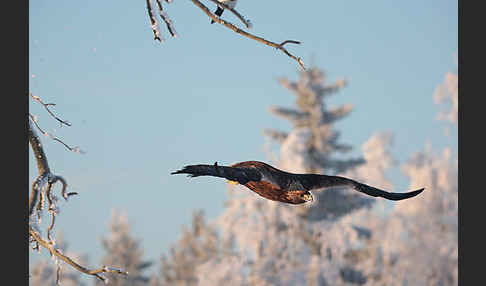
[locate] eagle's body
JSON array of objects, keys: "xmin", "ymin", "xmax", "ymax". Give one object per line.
[{"xmin": 171, "ymin": 161, "xmax": 424, "ymax": 205}]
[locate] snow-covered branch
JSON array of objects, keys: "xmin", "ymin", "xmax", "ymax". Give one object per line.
[
  {"xmin": 30, "ymin": 226, "xmax": 128, "ymax": 284},
  {"xmin": 30, "ymin": 93, "xmax": 71, "ymax": 127},
  {"xmin": 144, "ymin": 0, "xmax": 305, "ymax": 69},
  {"xmin": 29, "ymin": 93, "xmax": 85, "ymax": 154},
  {"xmin": 28, "ymin": 100, "xmax": 126, "ymax": 284}
]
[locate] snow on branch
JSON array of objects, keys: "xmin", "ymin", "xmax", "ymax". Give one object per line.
[
  {"xmin": 146, "ymin": 0, "xmax": 177, "ymax": 42},
  {"xmin": 28, "ymin": 102, "xmax": 126, "ymax": 284},
  {"xmin": 145, "ymin": 0, "xmax": 305, "ymax": 69},
  {"xmin": 30, "ymin": 227, "xmax": 128, "ymax": 284},
  {"xmin": 30, "ymin": 93, "xmax": 71, "ymax": 127},
  {"xmin": 29, "ymin": 93, "xmax": 85, "ymax": 154},
  {"xmin": 322, "ymin": 104, "xmax": 353, "ymax": 124},
  {"xmin": 268, "ymin": 106, "xmax": 309, "ymax": 125},
  {"xmin": 263, "ymin": 129, "xmax": 289, "ymax": 143},
  {"xmin": 29, "ymin": 114, "xmax": 84, "ymax": 154}
]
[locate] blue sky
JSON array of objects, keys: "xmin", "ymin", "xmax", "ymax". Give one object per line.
[{"xmin": 29, "ymin": 0, "xmax": 457, "ymax": 272}]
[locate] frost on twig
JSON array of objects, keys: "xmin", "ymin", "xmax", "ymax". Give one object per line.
[
  {"xmin": 30, "ymin": 227, "xmax": 128, "ymax": 284},
  {"xmin": 29, "ymin": 93, "xmax": 85, "ymax": 154},
  {"xmin": 146, "ymin": 0, "xmax": 163, "ymax": 42},
  {"xmin": 155, "ymin": 0, "xmax": 177, "ymax": 38},
  {"xmin": 30, "ymin": 232, "xmax": 89, "ymax": 285},
  {"xmin": 146, "ymin": 0, "xmax": 178, "ymax": 42},
  {"xmin": 28, "ymin": 98, "xmax": 127, "ymax": 284},
  {"xmin": 30, "ymin": 93, "xmax": 71, "ymax": 127},
  {"xmin": 144, "ymin": 0, "xmax": 305, "ymax": 69}
]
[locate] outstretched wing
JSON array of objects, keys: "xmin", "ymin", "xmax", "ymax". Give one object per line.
[
  {"xmin": 171, "ymin": 162, "xmax": 262, "ymax": 185},
  {"xmin": 297, "ymin": 174, "xmax": 424, "ymax": 201},
  {"xmin": 352, "ymin": 182, "xmax": 424, "ymax": 200}
]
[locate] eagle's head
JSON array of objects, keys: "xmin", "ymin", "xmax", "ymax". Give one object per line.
[{"xmin": 284, "ymin": 190, "xmax": 314, "ymax": 204}]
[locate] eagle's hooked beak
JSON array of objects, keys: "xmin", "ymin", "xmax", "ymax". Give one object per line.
[{"xmin": 303, "ymin": 193, "xmax": 313, "ymax": 202}]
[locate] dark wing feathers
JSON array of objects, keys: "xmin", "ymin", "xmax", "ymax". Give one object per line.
[
  {"xmin": 171, "ymin": 163, "xmax": 261, "ymax": 185},
  {"xmin": 353, "ymin": 183, "xmax": 424, "ymax": 201},
  {"xmin": 297, "ymin": 174, "xmax": 353, "ymax": 190},
  {"xmin": 172, "ymin": 161, "xmax": 424, "ymax": 202},
  {"xmin": 298, "ymin": 174, "xmax": 424, "ymax": 201}
]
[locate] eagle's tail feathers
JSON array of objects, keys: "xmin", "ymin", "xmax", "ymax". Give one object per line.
[{"xmin": 354, "ymin": 183, "xmax": 424, "ymax": 201}]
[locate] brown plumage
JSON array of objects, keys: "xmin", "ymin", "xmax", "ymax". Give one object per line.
[{"xmin": 171, "ymin": 161, "xmax": 424, "ymax": 205}]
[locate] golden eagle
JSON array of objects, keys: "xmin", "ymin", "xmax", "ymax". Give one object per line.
[{"xmin": 171, "ymin": 161, "xmax": 424, "ymax": 205}]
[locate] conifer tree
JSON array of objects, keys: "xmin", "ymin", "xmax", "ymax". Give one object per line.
[{"xmin": 96, "ymin": 210, "xmax": 153, "ymax": 286}]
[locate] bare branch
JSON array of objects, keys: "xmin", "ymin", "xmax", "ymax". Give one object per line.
[
  {"xmin": 30, "ymin": 93, "xmax": 71, "ymax": 127},
  {"xmin": 30, "ymin": 227, "xmax": 128, "ymax": 284},
  {"xmin": 29, "ymin": 114, "xmax": 85, "ymax": 154},
  {"xmin": 206, "ymin": 0, "xmax": 252, "ymax": 29},
  {"xmin": 191, "ymin": 0, "xmax": 305, "ymax": 70},
  {"xmin": 146, "ymin": 0, "xmax": 163, "ymax": 42},
  {"xmin": 155, "ymin": 0, "xmax": 178, "ymax": 37},
  {"xmin": 29, "ymin": 93, "xmax": 85, "ymax": 154},
  {"xmin": 278, "ymin": 40, "xmax": 302, "ymax": 47},
  {"xmin": 50, "ymin": 175, "xmax": 69, "ymax": 200},
  {"xmin": 29, "ymin": 106, "xmax": 127, "ymax": 284}
]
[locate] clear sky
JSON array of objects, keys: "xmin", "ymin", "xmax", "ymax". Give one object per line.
[{"xmin": 29, "ymin": 0, "xmax": 457, "ymax": 271}]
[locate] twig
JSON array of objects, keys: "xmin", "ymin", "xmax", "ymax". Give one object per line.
[
  {"xmin": 30, "ymin": 227, "xmax": 128, "ymax": 283},
  {"xmin": 29, "ymin": 114, "xmax": 84, "ymax": 154},
  {"xmin": 155, "ymin": 0, "xmax": 177, "ymax": 37},
  {"xmin": 206, "ymin": 0, "xmax": 252, "ymax": 29},
  {"xmin": 278, "ymin": 40, "xmax": 302, "ymax": 47},
  {"xmin": 29, "ymin": 93, "xmax": 85, "ymax": 154},
  {"xmin": 146, "ymin": 0, "xmax": 163, "ymax": 42},
  {"xmin": 30, "ymin": 93, "xmax": 71, "ymax": 127},
  {"xmin": 56, "ymin": 266, "xmax": 62, "ymax": 286},
  {"xmin": 191, "ymin": 0, "xmax": 305, "ymax": 70},
  {"xmin": 28, "ymin": 97, "xmax": 125, "ymax": 284},
  {"xmin": 29, "ymin": 124, "xmax": 126, "ymax": 283}
]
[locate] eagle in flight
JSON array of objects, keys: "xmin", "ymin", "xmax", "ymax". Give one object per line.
[{"xmin": 171, "ymin": 161, "xmax": 424, "ymax": 205}]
